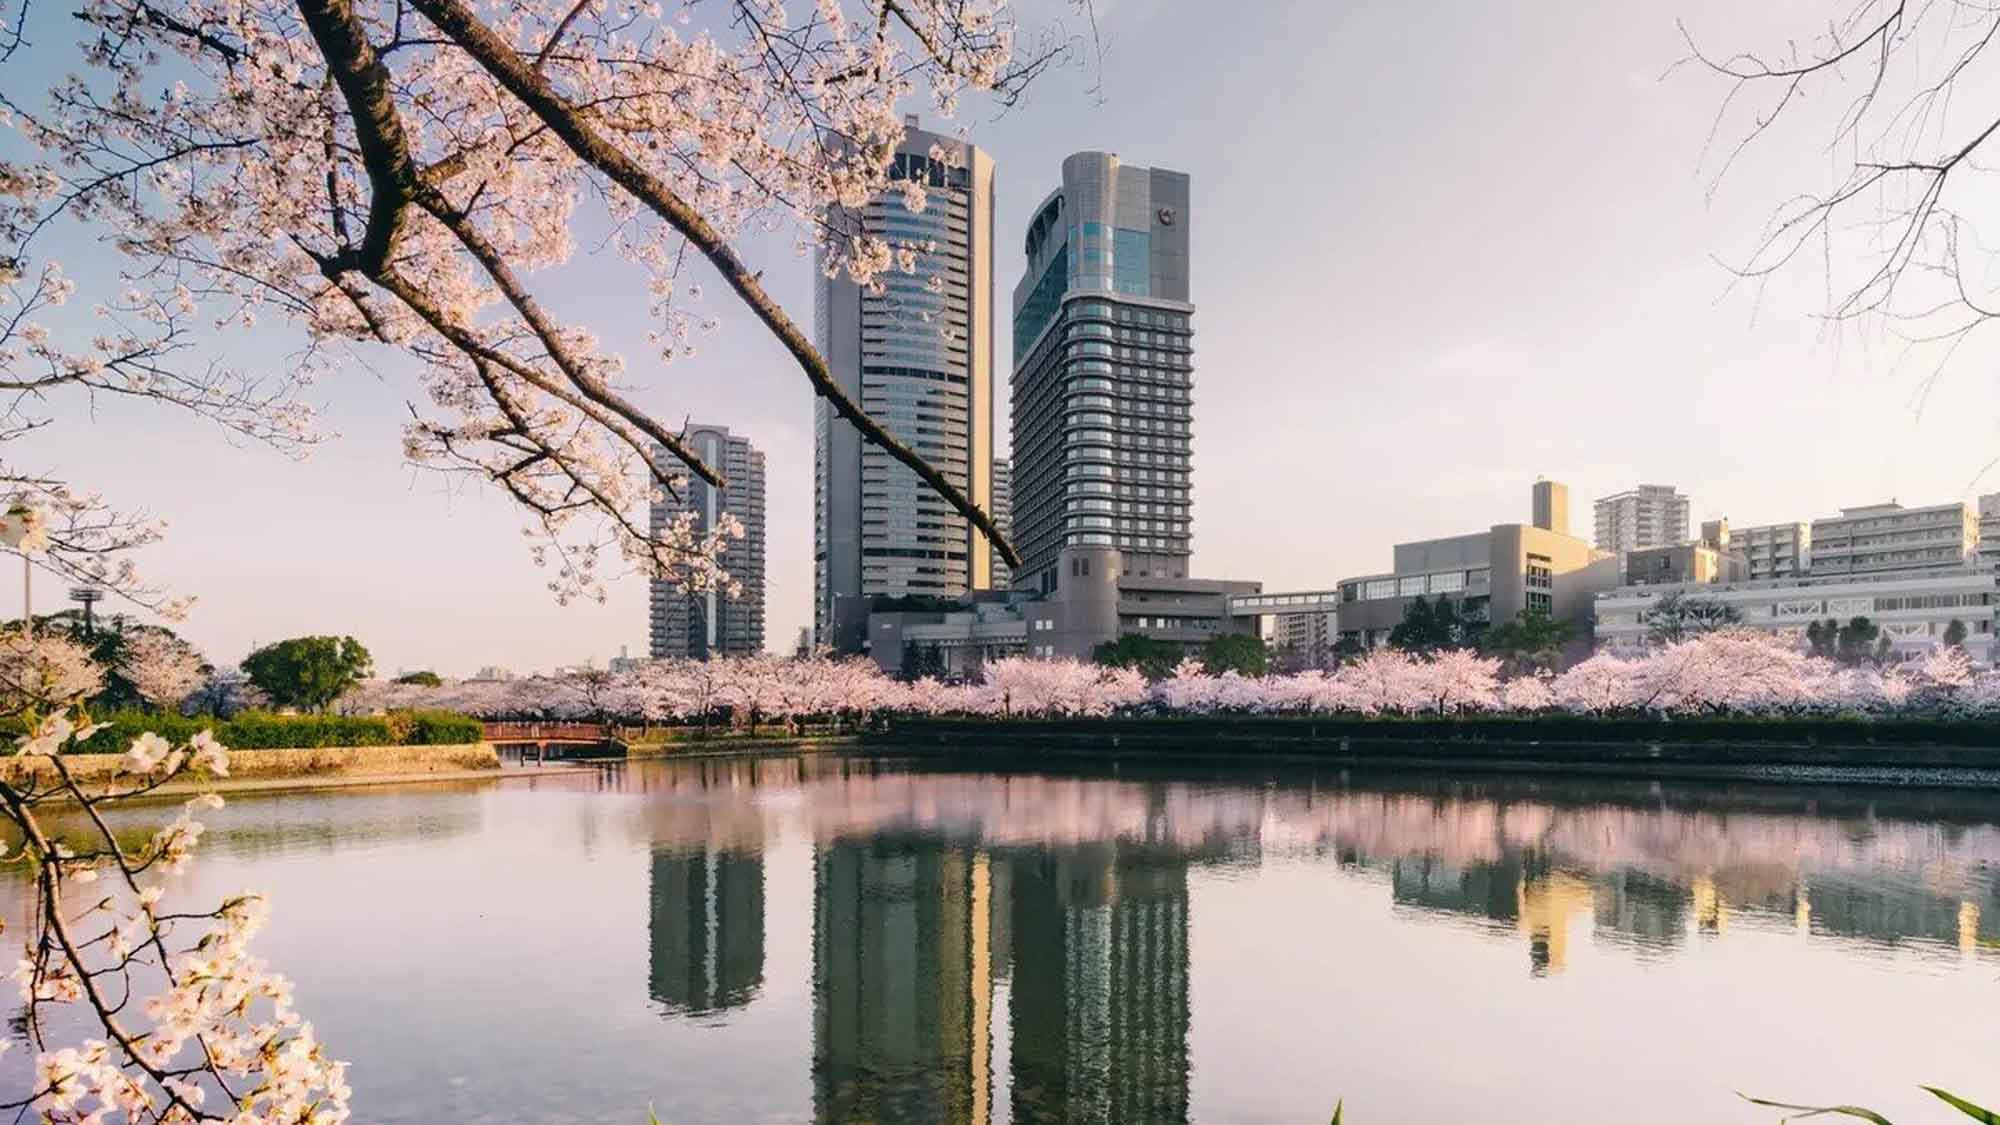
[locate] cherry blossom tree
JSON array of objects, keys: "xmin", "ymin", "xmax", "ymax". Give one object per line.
[
  {"xmin": 0, "ymin": 0, "xmax": 1098, "ymax": 607},
  {"xmin": 0, "ymin": 628, "xmax": 102, "ymax": 710},
  {"xmin": 1410, "ymin": 649, "xmax": 1501, "ymax": 714},
  {"xmin": 117, "ymin": 627, "xmax": 207, "ymax": 710},
  {"xmin": 1, "ymin": 678, "xmax": 350, "ymax": 1120}
]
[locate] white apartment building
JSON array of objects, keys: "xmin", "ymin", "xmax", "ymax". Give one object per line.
[
  {"xmin": 1596, "ymin": 567, "xmax": 2000, "ymax": 664},
  {"xmin": 1809, "ymin": 501, "xmax": 1977, "ymax": 576},
  {"xmin": 1703, "ymin": 518, "xmax": 1811, "ymax": 580},
  {"xmin": 1594, "ymin": 485, "xmax": 1690, "ymax": 555},
  {"xmin": 1981, "ymin": 492, "xmax": 2000, "ymax": 570}
]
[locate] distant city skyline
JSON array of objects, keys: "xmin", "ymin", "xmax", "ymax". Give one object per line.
[{"xmin": 22, "ymin": 0, "xmax": 2000, "ymax": 676}]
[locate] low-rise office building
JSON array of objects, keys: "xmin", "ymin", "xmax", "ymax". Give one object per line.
[
  {"xmin": 868, "ymin": 545, "xmax": 1260, "ymax": 674},
  {"xmin": 1596, "ymin": 567, "xmax": 2000, "ymax": 663},
  {"xmin": 869, "ymin": 596, "xmax": 1027, "ymax": 678},
  {"xmin": 1336, "ymin": 481, "xmax": 1618, "ymax": 653},
  {"xmin": 1624, "ymin": 542, "xmax": 1747, "ymax": 587}
]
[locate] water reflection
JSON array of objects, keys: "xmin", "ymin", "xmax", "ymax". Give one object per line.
[
  {"xmin": 608, "ymin": 757, "xmax": 2000, "ymax": 1121},
  {"xmin": 1003, "ymin": 844, "xmax": 1190, "ymax": 1124},
  {"xmin": 649, "ymin": 848, "xmax": 765, "ymax": 1017},
  {"xmin": 8, "ymin": 757, "xmax": 1998, "ymax": 1122},
  {"xmin": 812, "ymin": 838, "xmax": 996, "ymax": 1122}
]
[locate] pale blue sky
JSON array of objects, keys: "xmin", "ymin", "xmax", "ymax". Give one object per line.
[{"xmin": 13, "ymin": 0, "xmax": 2000, "ymax": 675}]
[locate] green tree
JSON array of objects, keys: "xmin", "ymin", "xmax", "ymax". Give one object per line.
[
  {"xmin": 1480, "ymin": 609, "xmax": 1573, "ymax": 673},
  {"xmin": 392, "ymin": 670, "xmax": 443, "ymax": 687},
  {"xmin": 1805, "ymin": 618, "xmax": 1838, "ymax": 660},
  {"xmin": 1944, "ymin": 618, "xmax": 1969, "ymax": 649},
  {"xmin": 1388, "ymin": 595, "xmax": 1473, "ymax": 654},
  {"xmin": 242, "ymin": 635, "xmax": 374, "ymax": 713},
  {"xmin": 1200, "ymin": 632, "xmax": 1268, "ymax": 677},
  {"xmin": 1643, "ymin": 591, "xmax": 1742, "ymax": 646},
  {"xmin": 1092, "ymin": 632, "xmax": 1183, "ymax": 680},
  {"xmin": 899, "ymin": 642, "xmax": 946, "ymax": 682},
  {"xmin": 1831, "ymin": 616, "xmax": 1882, "ymax": 667}
]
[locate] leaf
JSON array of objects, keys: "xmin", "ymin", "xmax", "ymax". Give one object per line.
[
  {"xmin": 1738, "ymin": 1092, "xmax": 1895, "ymax": 1124},
  {"xmin": 1330, "ymin": 1100, "xmax": 1343, "ymax": 1125},
  {"xmin": 1924, "ymin": 1089, "xmax": 2000, "ymax": 1123},
  {"xmin": 647, "ymin": 1109, "xmax": 663, "ymax": 1125}
]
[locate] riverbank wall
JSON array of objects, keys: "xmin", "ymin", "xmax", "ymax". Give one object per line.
[
  {"xmin": 0, "ymin": 742, "xmax": 501, "ymax": 789},
  {"xmin": 865, "ymin": 716, "xmax": 2000, "ymax": 785},
  {"xmin": 625, "ymin": 733, "xmax": 861, "ymax": 758}
]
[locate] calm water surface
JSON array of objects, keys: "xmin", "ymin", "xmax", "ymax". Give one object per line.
[{"xmin": 6, "ymin": 754, "xmax": 2000, "ymax": 1123}]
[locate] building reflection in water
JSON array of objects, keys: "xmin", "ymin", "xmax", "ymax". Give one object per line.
[
  {"xmin": 811, "ymin": 837, "xmax": 998, "ymax": 1123},
  {"xmin": 1005, "ymin": 843, "xmax": 1191, "ymax": 1124},
  {"xmin": 615, "ymin": 758, "xmax": 2000, "ymax": 1120},
  {"xmin": 648, "ymin": 847, "xmax": 766, "ymax": 1017},
  {"xmin": 809, "ymin": 835, "xmax": 1195, "ymax": 1125}
]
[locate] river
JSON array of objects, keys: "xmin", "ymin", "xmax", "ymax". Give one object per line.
[{"xmin": 5, "ymin": 753, "xmax": 1998, "ymax": 1122}]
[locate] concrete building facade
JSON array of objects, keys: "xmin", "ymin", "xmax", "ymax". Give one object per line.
[
  {"xmin": 1594, "ymin": 485, "xmax": 1690, "ymax": 555},
  {"xmin": 1336, "ymin": 482, "xmax": 1618, "ymax": 653},
  {"xmin": 1808, "ymin": 501, "xmax": 1977, "ymax": 576},
  {"xmin": 649, "ymin": 426, "xmax": 766, "ymax": 659},
  {"xmin": 814, "ymin": 119, "xmax": 996, "ymax": 652},
  {"xmin": 869, "ymin": 545, "xmax": 1260, "ymax": 675},
  {"xmin": 1532, "ymin": 479, "xmax": 1570, "ymax": 537},
  {"xmin": 1596, "ymin": 567, "xmax": 2000, "ymax": 664},
  {"xmin": 1977, "ymin": 493, "xmax": 2000, "ymax": 570},
  {"xmin": 1010, "ymin": 152, "xmax": 1194, "ymax": 595},
  {"xmin": 1702, "ymin": 518, "xmax": 1811, "ymax": 580},
  {"xmin": 1623, "ymin": 542, "xmax": 1747, "ymax": 587},
  {"xmin": 1271, "ymin": 609, "xmax": 1338, "ymax": 670}
]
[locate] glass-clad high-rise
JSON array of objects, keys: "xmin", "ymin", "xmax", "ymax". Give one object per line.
[
  {"xmin": 1010, "ymin": 153, "xmax": 1193, "ymax": 594},
  {"xmin": 814, "ymin": 118, "xmax": 996, "ymax": 651}
]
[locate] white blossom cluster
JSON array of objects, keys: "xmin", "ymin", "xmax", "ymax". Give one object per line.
[
  {"xmin": 347, "ymin": 630, "xmax": 2000, "ymax": 722},
  {"xmin": 3, "ymin": 714, "xmax": 351, "ymax": 1123}
]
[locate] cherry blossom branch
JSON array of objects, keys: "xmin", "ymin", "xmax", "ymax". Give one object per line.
[{"xmin": 402, "ymin": 0, "xmax": 1022, "ymax": 567}]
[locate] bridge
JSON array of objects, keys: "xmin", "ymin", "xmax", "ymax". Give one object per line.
[
  {"xmin": 481, "ymin": 721, "xmax": 627, "ymax": 763},
  {"xmin": 1225, "ymin": 589, "xmax": 1343, "ymax": 619}
]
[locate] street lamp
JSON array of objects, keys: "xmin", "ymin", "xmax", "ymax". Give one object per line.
[{"xmin": 0, "ymin": 504, "xmax": 48, "ymax": 637}]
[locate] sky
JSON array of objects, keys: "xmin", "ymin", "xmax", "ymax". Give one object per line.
[{"xmin": 13, "ymin": 0, "xmax": 2000, "ymax": 677}]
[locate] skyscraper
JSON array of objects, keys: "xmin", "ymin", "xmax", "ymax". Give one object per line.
[
  {"xmin": 649, "ymin": 425, "xmax": 766, "ymax": 659},
  {"xmin": 1593, "ymin": 484, "xmax": 1690, "ymax": 554},
  {"xmin": 814, "ymin": 118, "xmax": 997, "ymax": 652},
  {"xmin": 1010, "ymin": 152, "xmax": 1193, "ymax": 593},
  {"xmin": 989, "ymin": 458, "xmax": 1013, "ymax": 589}
]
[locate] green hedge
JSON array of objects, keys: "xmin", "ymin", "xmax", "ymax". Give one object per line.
[
  {"xmin": 888, "ymin": 712, "xmax": 2000, "ymax": 749},
  {"xmin": 2, "ymin": 709, "xmax": 484, "ymax": 754}
]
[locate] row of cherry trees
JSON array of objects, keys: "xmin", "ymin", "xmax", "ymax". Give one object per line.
[{"xmin": 346, "ymin": 630, "xmax": 2000, "ymax": 723}]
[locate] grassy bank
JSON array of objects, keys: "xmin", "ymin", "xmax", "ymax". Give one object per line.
[
  {"xmin": 0, "ymin": 742, "xmax": 501, "ymax": 788},
  {"xmin": 0, "ymin": 710, "xmax": 484, "ymax": 754}
]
